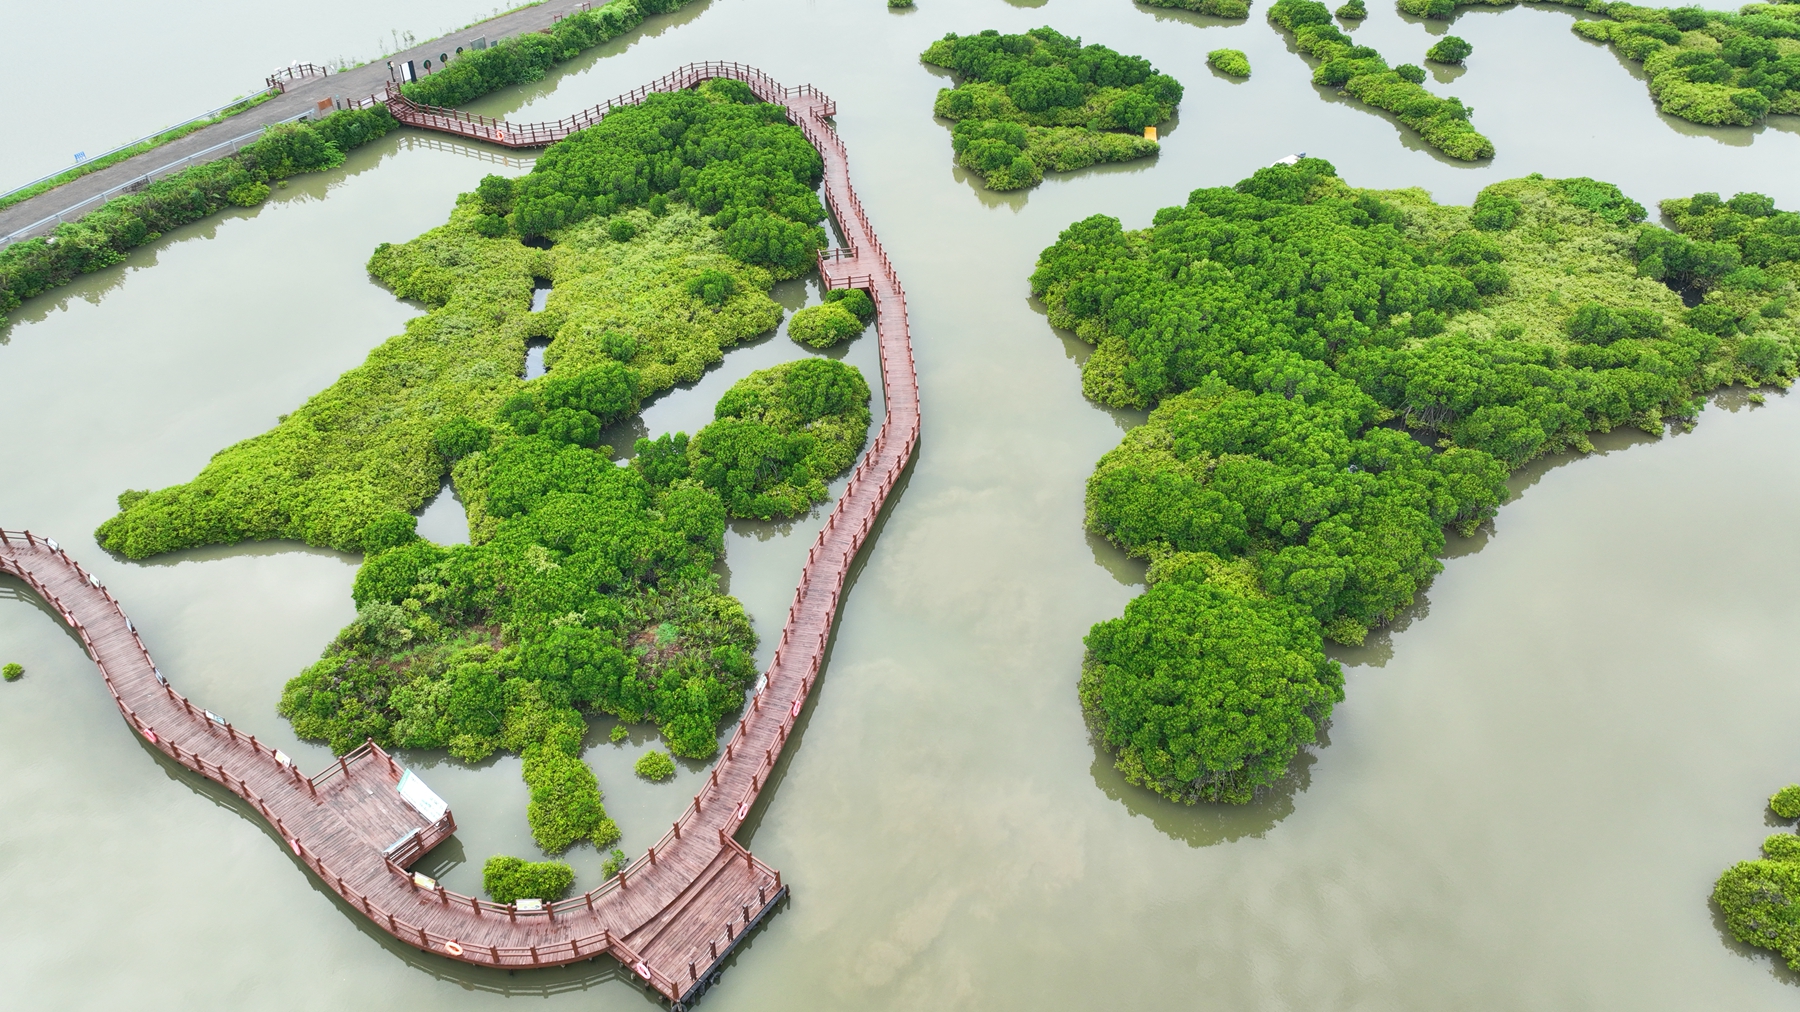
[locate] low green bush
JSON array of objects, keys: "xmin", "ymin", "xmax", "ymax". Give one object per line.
[
  {"xmin": 1767, "ymin": 834, "xmax": 1800, "ymax": 861},
  {"xmin": 1268, "ymin": 0, "xmax": 1493, "ymax": 160},
  {"xmin": 889, "ymin": 0, "xmax": 915, "ymax": 7},
  {"xmin": 608, "ymin": 723, "xmax": 629, "ymax": 742},
  {"xmin": 681, "ymin": 358, "xmax": 872, "ymax": 519},
  {"xmin": 602, "ymin": 848, "xmax": 629, "ymax": 878},
  {"xmin": 634, "ymin": 749, "xmax": 677, "ymax": 780},
  {"xmin": 1208, "ymin": 49, "xmax": 1253, "ymax": 77},
  {"xmin": 482, "ymin": 854, "xmax": 575, "ymax": 902},
  {"xmin": 823, "ymin": 287, "xmax": 875, "ymax": 323},
  {"xmin": 0, "ymin": 107, "xmax": 396, "ymax": 326},
  {"xmin": 2, "ymin": 663, "xmax": 20, "ymax": 682},
  {"xmin": 1774, "ymin": 784, "xmax": 1800, "ymax": 818},
  {"xmin": 1717, "ymin": 858, "xmax": 1800, "ymax": 969},
  {"xmin": 924, "ymin": 26, "xmax": 1181, "ymax": 191},
  {"xmin": 1426, "ymin": 36, "xmax": 1473, "ymax": 64},
  {"xmin": 788, "ymin": 302, "xmax": 864, "ymax": 348},
  {"xmin": 1336, "ymin": 0, "xmax": 1368, "ymax": 18},
  {"xmin": 508, "ymin": 84, "xmax": 826, "ymax": 277}
]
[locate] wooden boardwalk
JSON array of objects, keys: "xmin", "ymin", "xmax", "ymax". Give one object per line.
[{"xmin": 0, "ymin": 63, "xmax": 918, "ymax": 1011}]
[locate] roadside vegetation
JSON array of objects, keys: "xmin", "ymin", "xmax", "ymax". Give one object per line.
[
  {"xmin": 922, "ymin": 27, "xmax": 1182, "ymax": 191},
  {"xmin": 1034, "ymin": 158, "xmax": 1799, "ymax": 805},
  {"xmin": 0, "ymin": 107, "xmax": 397, "ymax": 328},
  {"xmin": 0, "ymin": 90, "xmax": 281, "ymax": 213},
  {"xmin": 93, "ymin": 82, "xmax": 855, "ymax": 879},
  {"xmin": 401, "ymin": 0, "xmax": 701, "ymax": 107},
  {"xmin": 1268, "ymin": 0, "xmax": 1494, "ymax": 160},
  {"xmin": 1397, "ymin": 0, "xmax": 1800, "ymax": 127}
]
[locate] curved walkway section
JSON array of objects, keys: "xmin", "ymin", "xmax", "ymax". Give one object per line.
[{"xmin": 0, "ymin": 63, "xmax": 918, "ymax": 1012}]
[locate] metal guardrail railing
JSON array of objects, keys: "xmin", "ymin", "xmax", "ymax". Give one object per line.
[
  {"xmin": 0, "ymin": 113, "xmax": 310, "ymax": 249},
  {"xmin": 0, "ymin": 91, "xmax": 283, "ymax": 204}
]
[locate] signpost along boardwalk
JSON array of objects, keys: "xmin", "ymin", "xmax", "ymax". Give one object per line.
[{"xmin": 0, "ymin": 64, "xmax": 919, "ymax": 1011}]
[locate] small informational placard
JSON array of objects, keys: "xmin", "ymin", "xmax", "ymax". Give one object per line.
[
  {"xmin": 515, "ymin": 898, "xmax": 544, "ymax": 911},
  {"xmin": 397, "ymin": 769, "xmax": 448, "ymax": 823}
]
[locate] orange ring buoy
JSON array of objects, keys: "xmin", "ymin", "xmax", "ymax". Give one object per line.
[{"xmin": 444, "ymin": 940, "xmax": 464, "ymax": 957}]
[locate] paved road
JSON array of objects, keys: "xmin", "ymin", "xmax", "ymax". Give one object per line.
[{"xmin": 0, "ymin": 0, "xmax": 593, "ymax": 246}]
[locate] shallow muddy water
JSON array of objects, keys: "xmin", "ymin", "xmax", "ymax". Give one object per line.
[{"xmin": 5, "ymin": 0, "xmax": 1800, "ymax": 1008}]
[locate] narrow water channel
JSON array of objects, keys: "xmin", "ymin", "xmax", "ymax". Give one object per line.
[{"xmin": 4, "ymin": 0, "xmax": 1800, "ymax": 1008}]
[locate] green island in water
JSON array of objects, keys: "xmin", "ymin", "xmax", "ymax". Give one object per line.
[
  {"xmin": 923, "ymin": 27, "xmax": 1182, "ymax": 191},
  {"xmin": 91, "ymin": 78, "xmax": 873, "ymax": 900},
  {"xmin": 1035, "ymin": 157, "xmax": 1799, "ymax": 802}
]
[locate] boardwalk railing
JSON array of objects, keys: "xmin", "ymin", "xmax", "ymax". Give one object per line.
[
  {"xmin": 380, "ymin": 61, "xmax": 836, "ymax": 150},
  {"xmin": 3, "ymin": 62, "xmax": 916, "ymax": 1012}
]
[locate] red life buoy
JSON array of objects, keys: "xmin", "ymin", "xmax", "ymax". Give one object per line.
[{"xmin": 444, "ymin": 940, "xmax": 464, "ymax": 957}]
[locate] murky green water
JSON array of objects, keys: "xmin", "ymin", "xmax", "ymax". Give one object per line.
[{"xmin": 5, "ymin": 0, "xmax": 1800, "ymax": 1007}]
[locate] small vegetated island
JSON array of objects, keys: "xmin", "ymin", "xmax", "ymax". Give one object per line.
[
  {"xmin": 1399, "ymin": 0, "xmax": 1800, "ymax": 127},
  {"xmin": 1033, "ymin": 158, "xmax": 1799, "ymax": 805},
  {"xmin": 1269, "ymin": 0, "xmax": 1495, "ymax": 159},
  {"xmin": 92, "ymin": 79, "xmax": 873, "ymax": 899},
  {"xmin": 1137, "ymin": 0, "xmax": 1255, "ymax": 17},
  {"xmin": 922, "ymin": 27, "xmax": 1183, "ymax": 192}
]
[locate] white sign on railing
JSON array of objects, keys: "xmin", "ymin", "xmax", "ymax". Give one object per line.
[{"xmin": 397, "ymin": 769, "xmax": 448, "ymax": 822}]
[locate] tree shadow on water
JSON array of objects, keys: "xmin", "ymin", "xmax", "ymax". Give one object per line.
[
  {"xmin": 1088, "ymin": 728, "xmax": 1321, "ymax": 847},
  {"xmin": 1710, "ymin": 898, "xmax": 1800, "ymax": 988}
]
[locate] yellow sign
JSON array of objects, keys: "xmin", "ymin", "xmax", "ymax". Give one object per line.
[{"xmin": 1144, "ymin": 126, "xmax": 1158, "ymax": 141}]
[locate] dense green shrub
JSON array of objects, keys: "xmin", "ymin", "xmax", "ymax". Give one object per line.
[
  {"xmin": 683, "ymin": 359, "xmax": 872, "ymax": 519},
  {"xmin": 1715, "ymin": 791, "xmax": 1800, "ymax": 969},
  {"xmin": 1717, "ymin": 858, "xmax": 1800, "ymax": 969},
  {"xmin": 1268, "ymin": 0, "xmax": 1493, "ymax": 160},
  {"xmin": 1402, "ymin": 0, "xmax": 1800, "ymax": 125},
  {"xmin": 0, "ymin": 107, "xmax": 396, "ymax": 326},
  {"xmin": 1208, "ymin": 48, "xmax": 1253, "ymax": 77},
  {"xmin": 823, "ymin": 287, "xmax": 876, "ymax": 323},
  {"xmin": 923, "ymin": 27, "xmax": 1181, "ymax": 191},
  {"xmin": 1081, "ymin": 575, "xmax": 1343, "ymax": 804},
  {"xmin": 634, "ymin": 749, "xmax": 677, "ymax": 780},
  {"xmin": 1085, "ymin": 377, "xmax": 1509, "ymax": 635},
  {"xmin": 482, "ymin": 854, "xmax": 576, "ymax": 902},
  {"xmin": 507, "ymin": 84, "xmax": 826, "ymax": 277},
  {"xmin": 1138, "ymin": 0, "xmax": 1252, "ymax": 16},
  {"xmin": 1426, "ymin": 35, "xmax": 1473, "ymax": 64},
  {"xmin": 1336, "ymin": 0, "xmax": 1368, "ymax": 18},
  {"xmin": 401, "ymin": 0, "xmax": 699, "ymax": 107},
  {"xmin": 2, "ymin": 663, "xmax": 20, "ymax": 682},
  {"xmin": 1038, "ymin": 159, "xmax": 1798, "ymax": 802},
  {"xmin": 788, "ymin": 302, "xmax": 865, "ymax": 348}
]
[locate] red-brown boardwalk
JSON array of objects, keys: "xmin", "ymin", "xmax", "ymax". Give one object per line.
[{"xmin": 0, "ymin": 63, "xmax": 918, "ymax": 1011}]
